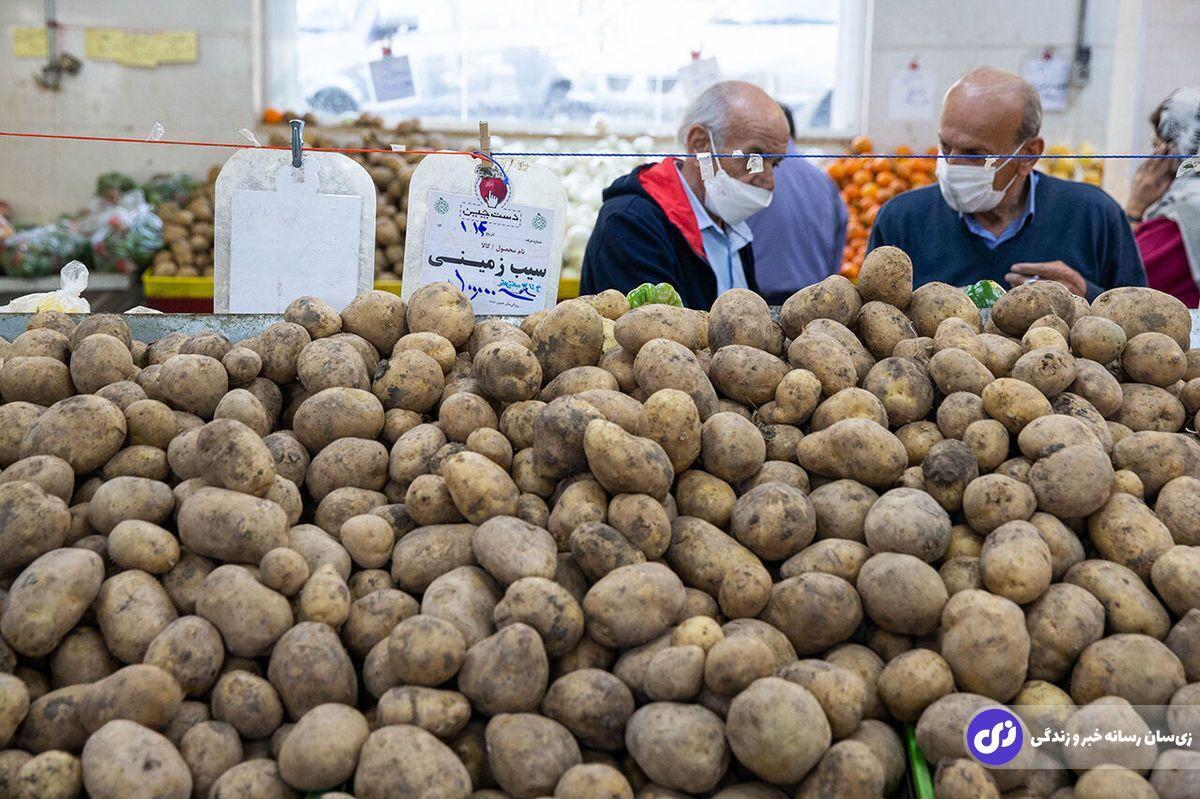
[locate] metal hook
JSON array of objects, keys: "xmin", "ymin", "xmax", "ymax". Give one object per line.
[{"xmin": 290, "ymin": 119, "xmax": 304, "ymax": 168}]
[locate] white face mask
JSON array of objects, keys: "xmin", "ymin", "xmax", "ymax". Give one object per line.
[
  {"xmin": 935, "ymin": 140, "xmax": 1028, "ymax": 213},
  {"xmin": 699, "ymin": 130, "xmax": 773, "ymax": 226}
]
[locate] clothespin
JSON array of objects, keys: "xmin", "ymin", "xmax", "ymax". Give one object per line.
[
  {"xmin": 290, "ymin": 119, "xmax": 304, "ymax": 168},
  {"xmin": 478, "ymin": 121, "xmax": 492, "ymax": 158}
]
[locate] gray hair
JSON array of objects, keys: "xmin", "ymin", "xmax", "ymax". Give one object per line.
[
  {"xmin": 1016, "ymin": 82, "xmax": 1043, "ymax": 144},
  {"xmin": 677, "ymin": 81, "xmax": 742, "ymax": 148}
]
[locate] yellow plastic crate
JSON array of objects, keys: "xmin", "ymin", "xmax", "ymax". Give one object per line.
[{"xmin": 142, "ymin": 273, "xmax": 214, "ymax": 298}]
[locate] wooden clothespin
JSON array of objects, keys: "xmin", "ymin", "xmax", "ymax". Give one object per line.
[{"xmin": 478, "ymin": 121, "xmax": 491, "ymax": 158}]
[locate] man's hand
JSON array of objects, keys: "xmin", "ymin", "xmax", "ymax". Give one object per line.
[
  {"xmin": 1126, "ymin": 144, "xmax": 1181, "ymax": 220},
  {"xmin": 1006, "ymin": 261, "xmax": 1088, "ymax": 297}
]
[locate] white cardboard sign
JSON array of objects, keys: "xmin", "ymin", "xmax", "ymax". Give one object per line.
[
  {"xmin": 403, "ymin": 154, "xmax": 566, "ymax": 314},
  {"xmin": 215, "ymin": 149, "xmax": 376, "ymax": 313}
]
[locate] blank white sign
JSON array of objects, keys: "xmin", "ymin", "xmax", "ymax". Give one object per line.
[{"xmin": 228, "ymin": 164, "xmax": 363, "ymax": 314}]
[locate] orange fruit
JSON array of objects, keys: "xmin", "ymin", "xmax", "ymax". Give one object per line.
[
  {"xmin": 850, "ymin": 135, "xmax": 874, "ymax": 154},
  {"xmin": 861, "ymin": 205, "xmax": 880, "ymax": 226},
  {"xmin": 869, "ymin": 157, "xmax": 889, "ymax": 173},
  {"xmin": 262, "ymin": 108, "xmax": 285, "ymax": 124},
  {"xmin": 851, "ymin": 169, "xmax": 872, "ymax": 186},
  {"xmin": 876, "ymin": 171, "xmax": 895, "ymax": 187},
  {"xmin": 894, "ymin": 160, "xmax": 913, "ymax": 179},
  {"xmin": 895, "ymin": 145, "xmax": 913, "ymax": 156},
  {"xmin": 841, "ymin": 185, "xmax": 860, "ymax": 202},
  {"xmin": 860, "ymin": 183, "xmax": 878, "ymax": 199}
]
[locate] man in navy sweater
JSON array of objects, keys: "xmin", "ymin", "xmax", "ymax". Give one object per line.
[
  {"xmin": 869, "ymin": 68, "xmax": 1146, "ymax": 300},
  {"xmin": 580, "ymin": 81, "xmax": 790, "ymax": 309}
]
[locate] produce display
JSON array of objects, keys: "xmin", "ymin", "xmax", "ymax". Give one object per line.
[
  {"xmin": 825, "ymin": 136, "xmax": 937, "ymax": 282},
  {"xmin": 1, "ymin": 252, "xmax": 1200, "ymax": 798},
  {"xmin": 1044, "ymin": 142, "xmax": 1105, "ymax": 186}
]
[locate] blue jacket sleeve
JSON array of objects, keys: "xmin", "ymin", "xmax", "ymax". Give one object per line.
[
  {"xmin": 580, "ymin": 196, "xmax": 682, "ymax": 296},
  {"xmin": 830, "ymin": 191, "xmax": 849, "ymax": 273}
]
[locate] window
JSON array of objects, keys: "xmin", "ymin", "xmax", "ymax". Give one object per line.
[{"xmin": 273, "ymin": 0, "xmax": 867, "ymax": 137}]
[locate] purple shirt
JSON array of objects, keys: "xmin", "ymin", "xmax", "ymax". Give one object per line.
[{"xmin": 746, "ymin": 140, "xmax": 849, "ymax": 300}]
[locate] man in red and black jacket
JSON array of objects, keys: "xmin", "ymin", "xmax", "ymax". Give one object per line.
[{"xmin": 580, "ymin": 81, "xmax": 790, "ymax": 310}]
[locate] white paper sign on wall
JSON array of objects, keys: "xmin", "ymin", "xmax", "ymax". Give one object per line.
[
  {"xmin": 214, "ymin": 149, "xmax": 376, "ymax": 313},
  {"xmin": 403, "ymin": 154, "xmax": 566, "ymax": 315},
  {"xmin": 888, "ymin": 64, "xmax": 934, "ymax": 121},
  {"xmin": 1021, "ymin": 54, "xmax": 1071, "ymax": 112}
]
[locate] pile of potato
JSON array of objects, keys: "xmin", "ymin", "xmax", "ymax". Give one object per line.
[{"xmin": 1, "ymin": 253, "xmax": 1199, "ymax": 798}]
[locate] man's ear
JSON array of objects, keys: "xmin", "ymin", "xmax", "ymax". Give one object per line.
[
  {"xmin": 684, "ymin": 125, "xmax": 710, "ymax": 155},
  {"xmin": 1020, "ymin": 137, "xmax": 1045, "ymax": 175}
]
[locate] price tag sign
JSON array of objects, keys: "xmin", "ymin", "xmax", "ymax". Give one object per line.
[
  {"xmin": 369, "ymin": 55, "xmax": 416, "ymax": 102},
  {"xmin": 214, "ymin": 150, "xmax": 376, "ymax": 313},
  {"xmin": 403, "ymin": 154, "xmax": 566, "ymax": 315},
  {"xmin": 420, "ymin": 189, "xmax": 556, "ymax": 313},
  {"xmin": 12, "ymin": 27, "xmax": 47, "ymax": 59}
]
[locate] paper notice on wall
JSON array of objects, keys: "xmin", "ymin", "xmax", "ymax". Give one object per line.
[
  {"xmin": 12, "ymin": 27, "xmax": 48, "ymax": 59},
  {"xmin": 369, "ymin": 55, "xmax": 416, "ymax": 102},
  {"xmin": 888, "ymin": 68, "xmax": 934, "ymax": 121},
  {"xmin": 155, "ymin": 31, "xmax": 198, "ymax": 63},
  {"xmin": 85, "ymin": 28, "xmax": 126, "ymax": 60},
  {"xmin": 119, "ymin": 33, "xmax": 160, "ymax": 68},
  {"xmin": 1022, "ymin": 55, "xmax": 1071, "ymax": 112}
]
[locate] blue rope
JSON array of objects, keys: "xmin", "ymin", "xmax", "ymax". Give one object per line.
[{"xmin": 492, "ymin": 151, "xmax": 1188, "ymax": 160}]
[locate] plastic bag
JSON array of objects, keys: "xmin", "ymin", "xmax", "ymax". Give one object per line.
[
  {"xmin": 0, "ymin": 222, "xmax": 87, "ymax": 278},
  {"xmin": 71, "ymin": 190, "xmax": 164, "ymax": 274},
  {"xmin": 0, "ymin": 260, "xmax": 90, "ymax": 313},
  {"xmin": 140, "ymin": 173, "xmax": 199, "ymax": 206}
]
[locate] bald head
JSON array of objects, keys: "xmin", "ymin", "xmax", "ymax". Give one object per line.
[
  {"xmin": 677, "ymin": 80, "xmax": 788, "ymax": 149},
  {"xmin": 945, "ymin": 68, "xmax": 1042, "ymax": 147}
]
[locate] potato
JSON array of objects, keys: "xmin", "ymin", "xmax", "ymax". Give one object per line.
[
  {"xmin": 158, "ymin": 354, "xmax": 228, "ymax": 418},
  {"xmin": 707, "ymin": 345, "xmax": 789, "ymax": 407},
  {"xmin": 275, "ymin": 703, "xmax": 369, "ymax": 791},
  {"xmin": 1071, "ymin": 634, "xmax": 1185, "ymax": 707},
  {"xmin": 0, "ymin": 356, "xmax": 74, "ymax": 405},
  {"xmin": 1092, "ymin": 286, "xmax": 1191, "ymax": 349},
  {"xmin": 0, "ymin": 547, "xmax": 103, "ymax": 658},
  {"xmin": 195, "ymin": 565, "xmax": 292, "ymax": 657},
  {"xmin": 708, "ymin": 289, "xmax": 783, "ymax": 354},
  {"xmin": 633, "ymin": 338, "xmax": 718, "ymax": 421},
  {"xmin": 864, "ymin": 487, "xmax": 952, "ymax": 562},
  {"xmin": 353, "ymin": 724, "xmax": 470, "ymax": 799},
  {"xmin": 905, "ymin": 282, "xmax": 980, "ymax": 338},
  {"xmin": 473, "ymin": 340, "xmax": 542, "ymax": 403},
  {"xmin": 69, "ymin": 333, "xmax": 136, "ymax": 394},
  {"xmin": 855, "ymin": 245, "xmax": 913, "ymax": 309},
  {"xmin": 940, "ymin": 590, "xmax": 1030, "ymax": 701},
  {"xmin": 724, "ymin": 677, "xmax": 827, "ymax": 784},
  {"xmin": 1011, "ymin": 346, "xmax": 1077, "ymax": 397},
  {"xmin": 1070, "ymin": 314, "xmax": 1126, "ymax": 363},
  {"xmin": 787, "ymin": 331, "xmax": 857, "ymax": 397},
  {"xmin": 583, "ymin": 563, "xmax": 684, "ymax": 648},
  {"xmin": 991, "ymin": 280, "xmax": 1075, "ymax": 336},
  {"xmin": 779, "ymin": 275, "xmax": 861, "ymax": 338},
  {"xmin": 758, "ymin": 571, "xmax": 861, "ymax": 656},
  {"xmin": 1087, "ymin": 493, "xmax": 1173, "ymax": 580},
  {"xmin": 93, "ymin": 569, "xmax": 177, "ymax": 664},
  {"xmin": 856, "ymin": 301, "xmax": 915, "ymax": 360},
  {"xmin": 978, "ymin": 520, "xmax": 1052, "ymax": 603},
  {"xmin": 372, "ymin": 349, "xmax": 444, "ymax": 413},
  {"xmin": 730, "ymin": 483, "xmax": 815, "ymax": 561},
  {"xmin": 76, "ymin": 663, "xmax": 182, "ymax": 734},
  {"xmin": 584, "ymin": 419, "xmax": 674, "ymax": 499},
  {"xmin": 530, "ymin": 299, "xmax": 604, "ymax": 380},
  {"xmin": 624, "ymin": 702, "xmax": 728, "ymax": 793},
  {"xmin": 981, "ymin": 377, "xmax": 1052, "ymax": 433},
  {"xmin": 486, "ymin": 712, "xmax": 581, "ymax": 798},
  {"xmin": 641, "ymin": 644, "xmax": 705, "ymax": 701},
  {"xmin": 555, "ymin": 763, "xmax": 633, "ymax": 799},
  {"xmin": 808, "ymin": 480, "xmax": 876, "ymax": 542},
  {"xmin": 178, "ymin": 721, "xmax": 242, "ymax": 799},
  {"xmin": 603, "ymin": 494, "xmax": 669, "ymax": 560},
  {"xmin": 856, "ymin": 552, "xmax": 947, "ymax": 637},
  {"xmin": 810, "ymin": 387, "xmax": 888, "ymax": 432},
  {"xmin": 1117, "ymin": 382, "xmax": 1187, "ymax": 433},
  {"xmin": 81, "ymin": 720, "xmax": 191, "ymax": 799},
  {"xmin": 458, "ymin": 623, "xmax": 549, "ymax": 714},
  {"xmin": 1119, "ymin": 332, "xmax": 1187, "ymax": 389},
  {"xmin": 534, "ymin": 396, "xmax": 607, "ymax": 481},
  {"xmin": 797, "ymin": 419, "xmax": 906, "ymax": 487}
]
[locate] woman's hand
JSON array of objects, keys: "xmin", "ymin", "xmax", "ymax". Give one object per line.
[{"xmin": 1126, "ymin": 144, "xmax": 1180, "ymax": 219}]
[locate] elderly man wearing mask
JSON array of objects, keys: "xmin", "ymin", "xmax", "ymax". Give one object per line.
[
  {"xmin": 868, "ymin": 67, "xmax": 1146, "ymax": 300},
  {"xmin": 580, "ymin": 80, "xmax": 789, "ymax": 309},
  {"xmin": 1126, "ymin": 88, "xmax": 1200, "ymax": 307}
]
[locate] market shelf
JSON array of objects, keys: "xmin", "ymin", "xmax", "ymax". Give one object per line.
[{"xmin": 0, "ymin": 273, "xmax": 134, "ymax": 293}]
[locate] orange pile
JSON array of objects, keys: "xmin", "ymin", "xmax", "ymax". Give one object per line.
[{"xmin": 827, "ymin": 136, "xmax": 937, "ymax": 280}]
